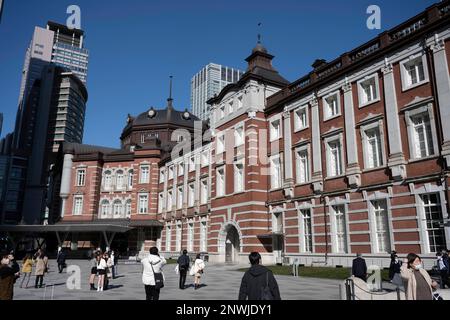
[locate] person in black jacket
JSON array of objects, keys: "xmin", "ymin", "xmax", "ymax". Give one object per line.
[
  {"xmin": 238, "ymin": 252, "xmax": 281, "ymax": 300},
  {"xmin": 351, "ymin": 253, "xmax": 367, "ymax": 281},
  {"xmin": 8, "ymin": 252, "xmax": 20, "ymax": 283},
  {"xmin": 177, "ymin": 249, "xmax": 190, "ymax": 289},
  {"xmin": 56, "ymin": 249, "xmax": 67, "ymax": 273},
  {"xmin": 389, "ymin": 251, "xmax": 402, "ymax": 285}
]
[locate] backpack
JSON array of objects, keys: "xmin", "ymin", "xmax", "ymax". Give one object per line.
[{"xmin": 260, "ymin": 272, "xmax": 274, "ymax": 300}]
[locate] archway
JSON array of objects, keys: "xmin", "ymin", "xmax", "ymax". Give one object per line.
[{"xmin": 219, "ymin": 222, "xmax": 241, "ymax": 263}]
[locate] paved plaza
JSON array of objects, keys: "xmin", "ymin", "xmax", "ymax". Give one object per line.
[{"xmin": 13, "ymin": 260, "xmax": 342, "ymax": 300}]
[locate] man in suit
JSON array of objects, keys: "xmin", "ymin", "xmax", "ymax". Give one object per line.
[
  {"xmin": 177, "ymin": 250, "xmax": 190, "ymax": 289},
  {"xmin": 352, "ymin": 253, "xmax": 368, "ymax": 281}
]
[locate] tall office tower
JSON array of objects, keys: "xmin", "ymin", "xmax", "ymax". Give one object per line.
[
  {"xmin": 190, "ymin": 63, "xmax": 244, "ymax": 121},
  {"xmin": 14, "ymin": 21, "xmax": 88, "ymax": 149}
]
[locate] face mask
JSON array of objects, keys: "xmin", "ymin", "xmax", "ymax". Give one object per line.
[
  {"xmin": 1, "ymin": 258, "xmax": 10, "ymax": 265},
  {"xmin": 414, "ymin": 264, "xmax": 423, "ymax": 270}
]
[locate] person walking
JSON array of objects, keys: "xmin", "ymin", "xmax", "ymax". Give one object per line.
[
  {"xmin": 89, "ymin": 254, "xmax": 100, "ymax": 290},
  {"xmin": 0, "ymin": 251, "xmax": 15, "ymax": 300},
  {"xmin": 436, "ymin": 252, "xmax": 450, "ymax": 288},
  {"xmin": 104, "ymin": 252, "xmax": 114, "ymax": 290},
  {"xmin": 191, "ymin": 253, "xmax": 205, "ymax": 290},
  {"xmin": 56, "ymin": 249, "xmax": 67, "ymax": 273},
  {"xmin": 141, "ymin": 247, "xmax": 166, "ymax": 300},
  {"xmin": 238, "ymin": 252, "xmax": 281, "ymax": 300},
  {"xmin": 177, "ymin": 249, "xmax": 190, "ymax": 289},
  {"xmin": 351, "ymin": 253, "xmax": 368, "ymax": 282},
  {"xmin": 389, "ymin": 251, "xmax": 402, "ymax": 286},
  {"xmin": 96, "ymin": 252, "xmax": 107, "ymax": 292},
  {"xmin": 20, "ymin": 253, "xmax": 34, "ymax": 288},
  {"xmin": 401, "ymin": 253, "xmax": 437, "ymax": 300},
  {"xmin": 34, "ymin": 250, "xmax": 48, "ymax": 289}
]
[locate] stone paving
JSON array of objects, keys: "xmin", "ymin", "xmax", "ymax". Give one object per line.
[{"xmin": 12, "ymin": 259, "xmax": 342, "ymax": 300}]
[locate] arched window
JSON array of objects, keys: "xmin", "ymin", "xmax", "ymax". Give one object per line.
[
  {"xmin": 104, "ymin": 171, "xmax": 112, "ymax": 190},
  {"xmin": 116, "ymin": 170, "xmax": 124, "ymax": 190},
  {"xmin": 125, "ymin": 199, "xmax": 132, "ymax": 218},
  {"xmin": 113, "ymin": 200, "xmax": 123, "ymax": 217},
  {"xmin": 100, "ymin": 199, "xmax": 110, "ymax": 217},
  {"xmin": 128, "ymin": 170, "xmax": 133, "ymax": 189}
]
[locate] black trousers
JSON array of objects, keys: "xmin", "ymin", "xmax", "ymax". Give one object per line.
[
  {"xmin": 179, "ymin": 269, "xmax": 187, "ymax": 289},
  {"xmin": 58, "ymin": 263, "xmax": 64, "ymax": 273},
  {"xmin": 145, "ymin": 285, "xmax": 160, "ymax": 300},
  {"xmin": 35, "ymin": 275, "xmax": 44, "ymax": 288},
  {"xmin": 440, "ymin": 270, "xmax": 450, "ymax": 288}
]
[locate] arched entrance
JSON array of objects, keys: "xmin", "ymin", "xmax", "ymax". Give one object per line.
[{"xmin": 219, "ymin": 223, "xmax": 241, "ymax": 263}]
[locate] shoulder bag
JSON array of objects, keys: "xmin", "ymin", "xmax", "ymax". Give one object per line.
[{"xmin": 150, "ymin": 260, "xmax": 164, "ymax": 289}]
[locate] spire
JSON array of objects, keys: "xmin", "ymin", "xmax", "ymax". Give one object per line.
[
  {"xmin": 257, "ymin": 22, "xmax": 262, "ymax": 44},
  {"xmin": 167, "ymin": 75, "xmax": 174, "ymax": 109},
  {"xmin": 245, "ymin": 23, "xmax": 273, "ymax": 71}
]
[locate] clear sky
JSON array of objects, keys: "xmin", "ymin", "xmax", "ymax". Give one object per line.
[{"xmin": 0, "ymin": 0, "xmax": 436, "ymax": 148}]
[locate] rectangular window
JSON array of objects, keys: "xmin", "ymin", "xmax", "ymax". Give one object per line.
[
  {"xmin": 177, "ymin": 186, "xmax": 184, "ymax": 209},
  {"xmin": 421, "ymin": 194, "xmax": 446, "ymax": 253},
  {"xmin": 235, "ymin": 124, "xmax": 244, "ymax": 147},
  {"xmin": 176, "ymin": 223, "xmax": 182, "ymax": 252},
  {"xmin": 234, "ymin": 162, "xmax": 244, "ymax": 193},
  {"xmin": 294, "ymin": 106, "xmax": 308, "ymax": 131},
  {"xmin": 200, "ymin": 179, "xmax": 208, "ymax": 205},
  {"xmin": 401, "ymin": 55, "xmax": 428, "ymax": 90},
  {"xmin": 270, "ymin": 155, "xmax": 282, "ymax": 189},
  {"xmin": 371, "ymin": 200, "xmax": 391, "ymax": 253},
  {"xmin": 301, "ymin": 209, "xmax": 313, "ymax": 253},
  {"xmin": 76, "ymin": 169, "xmax": 86, "ymax": 186},
  {"xmin": 364, "ymin": 127, "xmax": 383, "ymax": 168},
  {"xmin": 237, "ymin": 96, "xmax": 243, "ymax": 109},
  {"xmin": 333, "ymin": 205, "xmax": 347, "ymax": 253},
  {"xmin": 189, "ymin": 156, "xmax": 195, "ymax": 172},
  {"xmin": 327, "ymin": 139, "xmax": 343, "ymax": 177},
  {"xmin": 412, "ymin": 113, "xmax": 434, "ymax": 159},
  {"xmin": 216, "ymin": 134, "xmax": 225, "ymax": 154},
  {"xmin": 158, "ymin": 193, "xmax": 164, "ymax": 213},
  {"xmin": 216, "ymin": 167, "xmax": 225, "ymax": 197},
  {"xmin": 201, "ymin": 150, "xmax": 209, "ymax": 167},
  {"xmin": 167, "ymin": 190, "xmax": 173, "ymax": 211},
  {"xmin": 324, "ymin": 93, "xmax": 340, "ymax": 119},
  {"xmin": 200, "ymin": 221, "xmax": 207, "ymax": 252},
  {"xmin": 128, "ymin": 171, "xmax": 134, "ymax": 189},
  {"xmin": 139, "ymin": 166, "xmax": 150, "ymax": 184},
  {"xmin": 358, "ymin": 74, "xmax": 379, "ymax": 107},
  {"xmin": 188, "ymin": 183, "xmax": 195, "ymax": 207},
  {"xmin": 168, "ymin": 166, "xmax": 174, "ymax": 180},
  {"xmin": 159, "ymin": 169, "xmax": 165, "ymax": 183},
  {"xmin": 269, "ymin": 118, "xmax": 282, "ymax": 141},
  {"xmin": 178, "ymin": 162, "xmax": 184, "ymax": 176},
  {"xmin": 73, "ymin": 196, "xmax": 83, "ymax": 215},
  {"xmin": 188, "ymin": 222, "xmax": 194, "ymax": 252},
  {"xmin": 296, "ymin": 148, "xmax": 309, "ymax": 184},
  {"xmin": 138, "ymin": 194, "xmax": 148, "ymax": 214}
]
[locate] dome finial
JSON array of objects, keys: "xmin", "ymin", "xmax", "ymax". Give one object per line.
[{"xmin": 167, "ymin": 75, "xmax": 174, "ymax": 109}]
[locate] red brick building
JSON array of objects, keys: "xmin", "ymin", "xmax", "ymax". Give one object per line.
[{"xmin": 53, "ymin": 1, "xmax": 450, "ymax": 267}]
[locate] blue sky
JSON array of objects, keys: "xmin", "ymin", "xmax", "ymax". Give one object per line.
[{"xmin": 0, "ymin": 0, "xmax": 436, "ymax": 148}]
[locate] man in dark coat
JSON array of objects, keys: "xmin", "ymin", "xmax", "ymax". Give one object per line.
[
  {"xmin": 0, "ymin": 251, "xmax": 15, "ymax": 300},
  {"xmin": 56, "ymin": 248, "xmax": 67, "ymax": 273},
  {"xmin": 351, "ymin": 253, "xmax": 367, "ymax": 281},
  {"xmin": 177, "ymin": 249, "xmax": 190, "ymax": 289},
  {"xmin": 238, "ymin": 252, "xmax": 281, "ymax": 300}
]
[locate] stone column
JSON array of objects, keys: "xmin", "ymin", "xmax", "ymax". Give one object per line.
[
  {"xmin": 382, "ymin": 62, "xmax": 406, "ymax": 180},
  {"xmin": 310, "ymin": 97, "xmax": 323, "ymax": 193},
  {"xmin": 430, "ymin": 35, "xmax": 450, "ymax": 166},
  {"xmin": 59, "ymin": 153, "xmax": 73, "ymax": 218},
  {"xmin": 283, "ymin": 108, "xmax": 294, "ymax": 198},
  {"xmin": 342, "ymin": 83, "xmax": 361, "ymax": 187}
]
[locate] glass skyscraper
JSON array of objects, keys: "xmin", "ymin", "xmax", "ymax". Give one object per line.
[{"xmin": 190, "ymin": 63, "xmax": 244, "ymax": 121}]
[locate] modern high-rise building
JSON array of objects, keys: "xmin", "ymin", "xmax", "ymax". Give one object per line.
[{"xmin": 190, "ymin": 63, "xmax": 244, "ymax": 121}]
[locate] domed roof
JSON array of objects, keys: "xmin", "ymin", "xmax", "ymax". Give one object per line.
[
  {"xmin": 123, "ymin": 99, "xmax": 202, "ymax": 132},
  {"xmin": 252, "ymin": 42, "xmax": 268, "ymax": 54}
]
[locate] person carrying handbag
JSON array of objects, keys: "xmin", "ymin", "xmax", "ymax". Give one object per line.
[{"xmin": 141, "ymin": 247, "xmax": 166, "ymax": 300}]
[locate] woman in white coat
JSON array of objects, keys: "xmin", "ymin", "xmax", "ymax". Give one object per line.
[
  {"xmin": 141, "ymin": 247, "xmax": 166, "ymax": 300},
  {"xmin": 191, "ymin": 253, "xmax": 205, "ymax": 290}
]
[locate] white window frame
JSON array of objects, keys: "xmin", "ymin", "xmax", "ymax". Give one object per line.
[
  {"xmin": 138, "ymin": 193, "xmax": 148, "ymax": 214},
  {"xmin": 293, "ymin": 105, "xmax": 309, "ymax": 132},
  {"xmin": 103, "ymin": 170, "xmax": 112, "ymax": 190},
  {"xmin": 270, "ymin": 154, "xmax": 283, "ymax": 190},
  {"xmin": 234, "ymin": 122, "xmax": 245, "ymax": 147},
  {"xmin": 100, "ymin": 199, "xmax": 110, "ymax": 217},
  {"xmin": 189, "ymin": 156, "xmax": 196, "ymax": 172},
  {"xmin": 178, "ymin": 162, "xmax": 184, "ymax": 176},
  {"xmin": 324, "ymin": 134, "xmax": 345, "ymax": 178},
  {"xmin": 188, "ymin": 183, "xmax": 195, "ymax": 207},
  {"xmin": 128, "ymin": 170, "xmax": 134, "ymax": 189},
  {"xmin": 234, "ymin": 160, "xmax": 245, "ymax": 193},
  {"xmin": 76, "ymin": 168, "xmax": 86, "ymax": 187},
  {"xmin": 113, "ymin": 199, "xmax": 123, "ymax": 217},
  {"xmin": 417, "ymin": 192, "xmax": 447, "ymax": 254},
  {"xmin": 73, "ymin": 195, "xmax": 83, "ymax": 216},
  {"xmin": 167, "ymin": 189, "xmax": 174, "ymax": 211},
  {"xmin": 200, "ymin": 220, "xmax": 207, "ymax": 252},
  {"xmin": 295, "ymin": 144, "xmax": 311, "ymax": 184},
  {"xmin": 139, "ymin": 165, "xmax": 150, "ymax": 184},
  {"xmin": 177, "ymin": 186, "xmax": 184, "ymax": 209},
  {"xmin": 175, "ymin": 222, "xmax": 182, "ymax": 252},
  {"xmin": 404, "ymin": 102, "xmax": 439, "ymax": 161},
  {"xmin": 200, "ymin": 178, "xmax": 208, "ymax": 205},
  {"xmin": 125, "ymin": 199, "xmax": 132, "ymax": 218},
  {"xmin": 269, "ymin": 115, "xmax": 282, "ymax": 142},
  {"xmin": 159, "ymin": 168, "xmax": 165, "ymax": 183},
  {"xmin": 300, "ymin": 208, "xmax": 313, "ymax": 253},
  {"xmin": 330, "ymin": 204, "xmax": 349, "ymax": 254},
  {"xmin": 216, "ymin": 166, "xmax": 226, "ymax": 197},
  {"xmin": 201, "ymin": 150, "xmax": 210, "ymax": 167},
  {"xmin": 400, "ymin": 53, "xmax": 429, "ymax": 92},
  {"xmin": 322, "ymin": 91, "xmax": 341, "ymax": 121},
  {"xmin": 360, "ymin": 120, "xmax": 387, "ymax": 170},
  {"xmin": 158, "ymin": 193, "xmax": 164, "ymax": 213},
  {"xmin": 357, "ymin": 73, "xmax": 380, "ymax": 108},
  {"xmin": 216, "ymin": 133, "xmax": 225, "ymax": 154},
  {"xmin": 187, "ymin": 220, "xmax": 194, "ymax": 252},
  {"xmin": 369, "ymin": 199, "xmax": 391, "ymax": 254},
  {"xmin": 165, "ymin": 225, "xmax": 171, "ymax": 251},
  {"xmin": 116, "ymin": 170, "xmax": 124, "ymax": 190}
]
